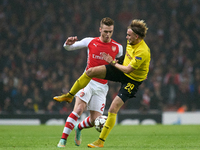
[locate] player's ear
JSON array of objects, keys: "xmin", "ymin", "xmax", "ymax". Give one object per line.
[
  {"xmin": 136, "ymin": 34, "xmax": 139, "ymax": 39},
  {"xmin": 99, "ymin": 27, "xmax": 102, "ymax": 33}
]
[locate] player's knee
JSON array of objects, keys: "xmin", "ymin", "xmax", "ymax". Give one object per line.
[
  {"xmin": 108, "ymin": 106, "xmax": 120, "ymax": 114},
  {"xmin": 75, "ymin": 107, "xmax": 84, "ymax": 115},
  {"xmin": 86, "ymin": 67, "xmax": 95, "ymax": 78},
  {"xmin": 86, "ymin": 66, "xmax": 106, "ymax": 79}
]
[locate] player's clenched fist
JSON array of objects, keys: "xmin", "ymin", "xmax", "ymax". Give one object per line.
[{"xmin": 65, "ymin": 36, "xmax": 78, "ymax": 45}]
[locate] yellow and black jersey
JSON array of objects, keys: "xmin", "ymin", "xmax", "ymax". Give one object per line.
[{"xmin": 123, "ymin": 40, "xmax": 151, "ymax": 82}]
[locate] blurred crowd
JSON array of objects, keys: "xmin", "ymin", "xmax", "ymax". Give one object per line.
[{"xmin": 0, "ymin": 0, "xmax": 200, "ymax": 114}]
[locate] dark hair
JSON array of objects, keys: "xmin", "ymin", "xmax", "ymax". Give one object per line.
[
  {"xmin": 100, "ymin": 17, "xmax": 114, "ymax": 27},
  {"xmin": 128, "ymin": 19, "xmax": 148, "ymax": 38}
]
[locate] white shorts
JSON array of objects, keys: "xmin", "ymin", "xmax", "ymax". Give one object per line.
[{"xmin": 75, "ymin": 80, "xmax": 109, "ymax": 114}]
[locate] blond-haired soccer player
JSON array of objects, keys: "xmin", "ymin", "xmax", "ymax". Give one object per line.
[
  {"xmin": 55, "ymin": 19, "xmax": 150, "ymax": 148},
  {"xmin": 54, "ymin": 17, "xmax": 123, "ymax": 147}
]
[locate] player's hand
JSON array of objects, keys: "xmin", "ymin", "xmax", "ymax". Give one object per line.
[
  {"xmin": 101, "ymin": 52, "xmax": 113, "ymax": 63},
  {"xmin": 101, "ymin": 52, "xmax": 118, "ymax": 64},
  {"xmin": 65, "ymin": 36, "xmax": 78, "ymax": 45}
]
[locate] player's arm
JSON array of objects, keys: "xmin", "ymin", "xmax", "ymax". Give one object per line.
[
  {"xmin": 65, "ymin": 36, "xmax": 78, "ymax": 45},
  {"xmin": 102, "ymin": 52, "xmax": 134, "ymax": 74},
  {"xmin": 63, "ymin": 37, "xmax": 93, "ymax": 51},
  {"xmin": 113, "ymin": 63, "xmax": 134, "ymax": 74},
  {"xmin": 114, "ymin": 48, "xmax": 147, "ymax": 73}
]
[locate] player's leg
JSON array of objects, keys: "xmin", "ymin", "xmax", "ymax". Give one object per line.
[
  {"xmin": 57, "ymin": 110, "xmax": 80, "ymax": 147},
  {"xmin": 88, "ymin": 78, "xmax": 142, "ymax": 148},
  {"xmin": 89, "ymin": 110, "xmax": 102, "ymax": 123},
  {"xmin": 73, "ymin": 85, "xmax": 93, "ymax": 146},
  {"xmin": 87, "ymin": 96, "xmax": 124, "ymax": 148},
  {"xmin": 77, "ymin": 110, "xmax": 101, "ymax": 130},
  {"xmin": 86, "ymin": 81, "xmax": 108, "ymax": 125},
  {"xmin": 54, "ymin": 66, "xmax": 107, "ymax": 102},
  {"xmin": 75, "ymin": 80, "xmax": 108, "ymax": 146},
  {"xmin": 99, "ymin": 96, "xmax": 124, "ymax": 140},
  {"xmin": 74, "ymin": 111, "xmax": 101, "ymax": 146},
  {"xmin": 75, "ymin": 110, "xmax": 101, "ymax": 146},
  {"xmin": 73, "ymin": 96, "xmax": 87, "ymax": 116},
  {"xmin": 70, "ymin": 65, "xmax": 107, "ymax": 95},
  {"xmin": 57, "ymin": 97, "xmax": 86, "ymax": 147}
]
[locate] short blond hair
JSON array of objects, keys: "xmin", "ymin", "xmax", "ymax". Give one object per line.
[
  {"xmin": 128, "ymin": 19, "xmax": 148, "ymax": 38},
  {"xmin": 100, "ymin": 17, "xmax": 114, "ymax": 28}
]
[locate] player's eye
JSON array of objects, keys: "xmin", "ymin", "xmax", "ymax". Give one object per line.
[{"xmin": 104, "ymin": 31, "xmax": 112, "ymax": 33}]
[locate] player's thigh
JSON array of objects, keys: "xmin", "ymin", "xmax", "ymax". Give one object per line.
[
  {"xmin": 73, "ymin": 97, "xmax": 87, "ymax": 115},
  {"xmin": 74, "ymin": 85, "xmax": 93, "ymax": 115},
  {"xmin": 87, "ymin": 88, "xmax": 108, "ymax": 114},
  {"xmin": 75, "ymin": 83, "xmax": 93, "ymax": 104},
  {"xmin": 86, "ymin": 65, "xmax": 106, "ymax": 79}
]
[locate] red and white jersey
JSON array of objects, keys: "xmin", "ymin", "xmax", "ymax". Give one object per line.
[{"xmin": 63, "ymin": 37, "xmax": 123, "ymax": 84}]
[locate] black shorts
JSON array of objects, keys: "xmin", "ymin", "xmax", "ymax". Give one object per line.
[{"xmin": 104, "ymin": 65, "xmax": 142, "ymax": 102}]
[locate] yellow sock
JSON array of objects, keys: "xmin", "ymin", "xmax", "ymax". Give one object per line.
[
  {"xmin": 99, "ymin": 112, "xmax": 117, "ymax": 141},
  {"xmin": 69, "ymin": 72, "xmax": 91, "ymax": 95}
]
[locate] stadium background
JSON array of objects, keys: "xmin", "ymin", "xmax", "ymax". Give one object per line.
[{"xmin": 0, "ymin": 0, "xmax": 200, "ymax": 117}]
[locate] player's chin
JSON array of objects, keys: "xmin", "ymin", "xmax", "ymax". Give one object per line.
[
  {"xmin": 128, "ymin": 40, "xmax": 134, "ymax": 45},
  {"xmin": 105, "ymin": 37, "xmax": 111, "ymax": 42}
]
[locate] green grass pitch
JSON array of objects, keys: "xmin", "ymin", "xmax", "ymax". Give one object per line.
[{"xmin": 0, "ymin": 125, "xmax": 200, "ymax": 150}]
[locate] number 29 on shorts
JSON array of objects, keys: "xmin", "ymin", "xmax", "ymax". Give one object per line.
[{"xmin": 124, "ymin": 83, "xmax": 135, "ymax": 94}]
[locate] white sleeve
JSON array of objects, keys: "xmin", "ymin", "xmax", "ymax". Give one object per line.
[
  {"xmin": 63, "ymin": 37, "xmax": 94, "ymax": 51},
  {"xmin": 116, "ymin": 45, "xmax": 123, "ymax": 58}
]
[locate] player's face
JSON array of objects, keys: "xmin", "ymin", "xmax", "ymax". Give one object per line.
[
  {"xmin": 99, "ymin": 24, "xmax": 114, "ymax": 43},
  {"xmin": 126, "ymin": 28, "xmax": 139, "ymax": 45}
]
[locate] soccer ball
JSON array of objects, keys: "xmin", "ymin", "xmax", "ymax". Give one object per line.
[{"xmin": 94, "ymin": 115, "xmax": 107, "ymax": 132}]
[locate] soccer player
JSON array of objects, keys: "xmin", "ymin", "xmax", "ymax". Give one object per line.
[
  {"xmin": 54, "ymin": 17, "xmax": 123, "ymax": 147},
  {"xmin": 55, "ymin": 19, "xmax": 150, "ymax": 148}
]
